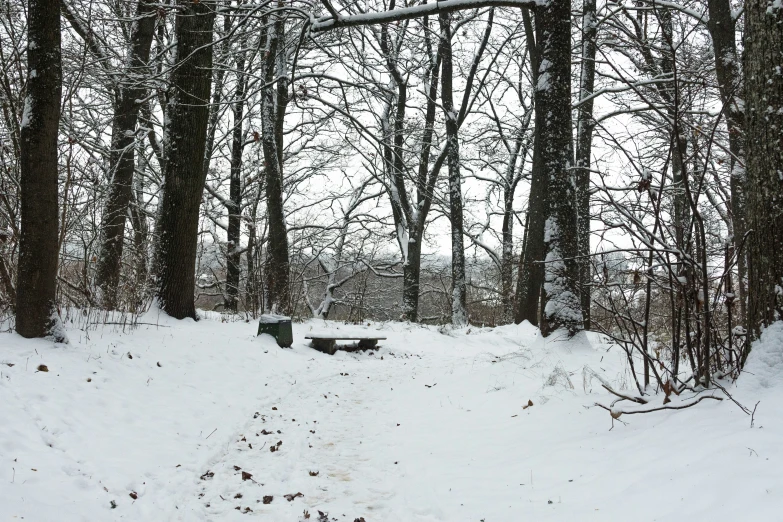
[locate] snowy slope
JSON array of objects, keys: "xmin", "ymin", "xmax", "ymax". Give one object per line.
[{"xmin": 1, "ymin": 314, "xmax": 781, "ymax": 521}]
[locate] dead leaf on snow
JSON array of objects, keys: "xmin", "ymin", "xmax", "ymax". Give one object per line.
[
  {"xmin": 263, "ymin": 495, "xmax": 273, "ymax": 504},
  {"xmin": 37, "ymin": 364, "xmax": 49, "ymax": 372},
  {"xmin": 284, "ymin": 492, "xmax": 303, "ymax": 502}
]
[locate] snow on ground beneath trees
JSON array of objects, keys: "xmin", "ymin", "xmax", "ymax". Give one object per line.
[{"xmin": 1, "ymin": 312, "xmax": 781, "ymax": 522}]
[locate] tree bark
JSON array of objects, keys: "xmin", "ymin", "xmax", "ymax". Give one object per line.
[
  {"xmin": 575, "ymin": 0, "xmax": 596, "ymax": 330},
  {"xmin": 439, "ymin": 12, "xmax": 468, "ymax": 326},
  {"xmin": 706, "ymin": 0, "xmax": 747, "ymax": 328},
  {"xmin": 16, "ymin": 0, "xmax": 65, "ymax": 341},
  {"xmin": 500, "ymin": 136, "xmax": 524, "ymax": 324},
  {"xmin": 745, "ymin": 0, "xmax": 783, "ymax": 334},
  {"xmin": 154, "ymin": 1, "xmax": 216, "ymax": 319},
  {"xmin": 261, "ymin": 11, "xmax": 291, "ymax": 314},
  {"xmin": 225, "ymin": 53, "xmax": 246, "ymax": 312},
  {"xmin": 515, "ymin": 8, "xmax": 546, "ymax": 326},
  {"xmin": 95, "ymin": 0, "xmax": 156, "ymax": 309},
  {"xmin": 539, "ymin": 0, "xmax": 583, "ymax": 335}
]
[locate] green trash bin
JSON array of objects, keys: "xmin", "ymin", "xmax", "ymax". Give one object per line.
[{"xmin": 257, "ymin": 315, "xmax": 293, "ymax": 348}]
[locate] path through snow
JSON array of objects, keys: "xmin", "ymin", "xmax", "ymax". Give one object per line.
[{"xmin": 1, "ymin": 315, "xmax": 781, "ymax": 521}]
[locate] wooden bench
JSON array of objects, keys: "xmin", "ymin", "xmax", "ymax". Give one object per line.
[{"xmin": 304, "ymin": 336, "xmax": 387, "ymax": 355}]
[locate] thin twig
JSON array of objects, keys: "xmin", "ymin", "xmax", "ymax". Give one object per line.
[{"xmin": 751, "ymin": 401, "xmax": 760, "ymax": 428}]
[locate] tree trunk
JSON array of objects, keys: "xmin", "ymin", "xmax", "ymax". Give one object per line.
[
  {"xmin": 261, "ymin": 12, "xmax": 290, "ymax": 314},
  {"xmin": 745, "ymin": 0, "xmax": 783, "ymax": 334},
  {"xmin": 246, "ymin": 198, "xmax": 260, "ymax": 314},
  {"xmin": 95, "ymin": 0, "xmax": 156, "ymax": 309},
  {"xmin": 401, "ymin": 46, "xmax": 441, "ymax": 322},
  {"xmin": 154, "ymin": 1, "xmax": 216, "ymax": 319},
  {"xmin": 539, "ymin": 0, "xmax": 583, "ymax": 335},
  {"xmin": 707, "ymin": 0, "xmax": 747, "ymax": 328},
  {"xmin": 515, "ymin": 8, "xmax": 546, "ymax": 326},
  {"xmin": 439, "ymin": 12, "xmax": 468, "ymax": 326},
  {"xmin": 515, "ymin": 126, "xmax": 547, "ymax": 326},
  {"xmin": 403, "ymin": 234, "xmax": 422, "ymax": 321},
  {"xmin": 575, "ymin": 0, "xmax": 596, "ymax": 330},
  {"xmin": 225, "ymin": 54, "xmax": 246, "ymax": 313},
  {"xmin": 16, "ymin": 0, "xmax": 65, "ymax": 341},
  {"xmin": 501, "ymin": 132, "xmax": 525, "ymax": 324}
]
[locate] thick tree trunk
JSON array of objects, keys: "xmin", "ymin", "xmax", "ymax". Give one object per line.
[
  {"xmin": 575, "ymin": 0, "xmax": 596, "ymax": 330},
  {"xmin": 95, "ymin": 0, "xmax": 156, "ymax": 309},
  {"xmin": 225, "ymin": 54, "xmax": 246, "ymax": 313},
  {"xmin": 745, "ymin": 0, "xmax": 783, "ymax": 334},
  {"xmin": 707, "ymin": 0, "xmax": 747, "ymax": 328},
  {"xmin": 16, "ymin": 0, "xmax": 65, "ymax": 340},
  {"xmin": 154, "ymin": 1, "xmax": 216, "ymax": 319},
  {"xmin": 439, "ymin": 12, "xmax": 468, "ymax": 326},
  {"xmin": 539, "ymin": 0, "xmax": 583, "ymax": 335},
  {"xmin": 261, "ymin": 13, "xmax": 290, "ymax": 314}
]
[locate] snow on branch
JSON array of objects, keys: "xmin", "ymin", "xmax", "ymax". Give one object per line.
[{"xmin": 310, "ymin": 0, "xmax": 540, "ymax": 32}]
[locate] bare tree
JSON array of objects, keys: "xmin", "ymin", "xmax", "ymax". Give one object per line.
[
  {"xmin": 16, "ymin": 0, "xmax": 66, "ymax": 340},
  {"xmin": 85, "ymin": 0, "xmax": 157, "ymax": 309},
  {"xmin": 154, "ymin": 1, "xmax": 217, "ymax": 319}
]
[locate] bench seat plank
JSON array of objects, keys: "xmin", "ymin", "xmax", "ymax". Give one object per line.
[
  {"xmin": 305, "ymin": 336, "xmax": 385, "ymax": 355},
  {"xmin": 304, "ymin": 336, "xmax": 387, "ymax": 340}
]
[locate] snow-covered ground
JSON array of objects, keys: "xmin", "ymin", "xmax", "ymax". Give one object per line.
[{"xmin": 1, "ymin": 312, "xmax": 781, "ymax": 521}]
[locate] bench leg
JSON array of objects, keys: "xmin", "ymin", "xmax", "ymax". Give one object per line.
[
  {"xmin": 357, "ymin": 339, "xmax": 378, "ymax": 350},
  {"xmin": 312, "ymin": 339, "xmax": 337, "ymax": 355}
]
